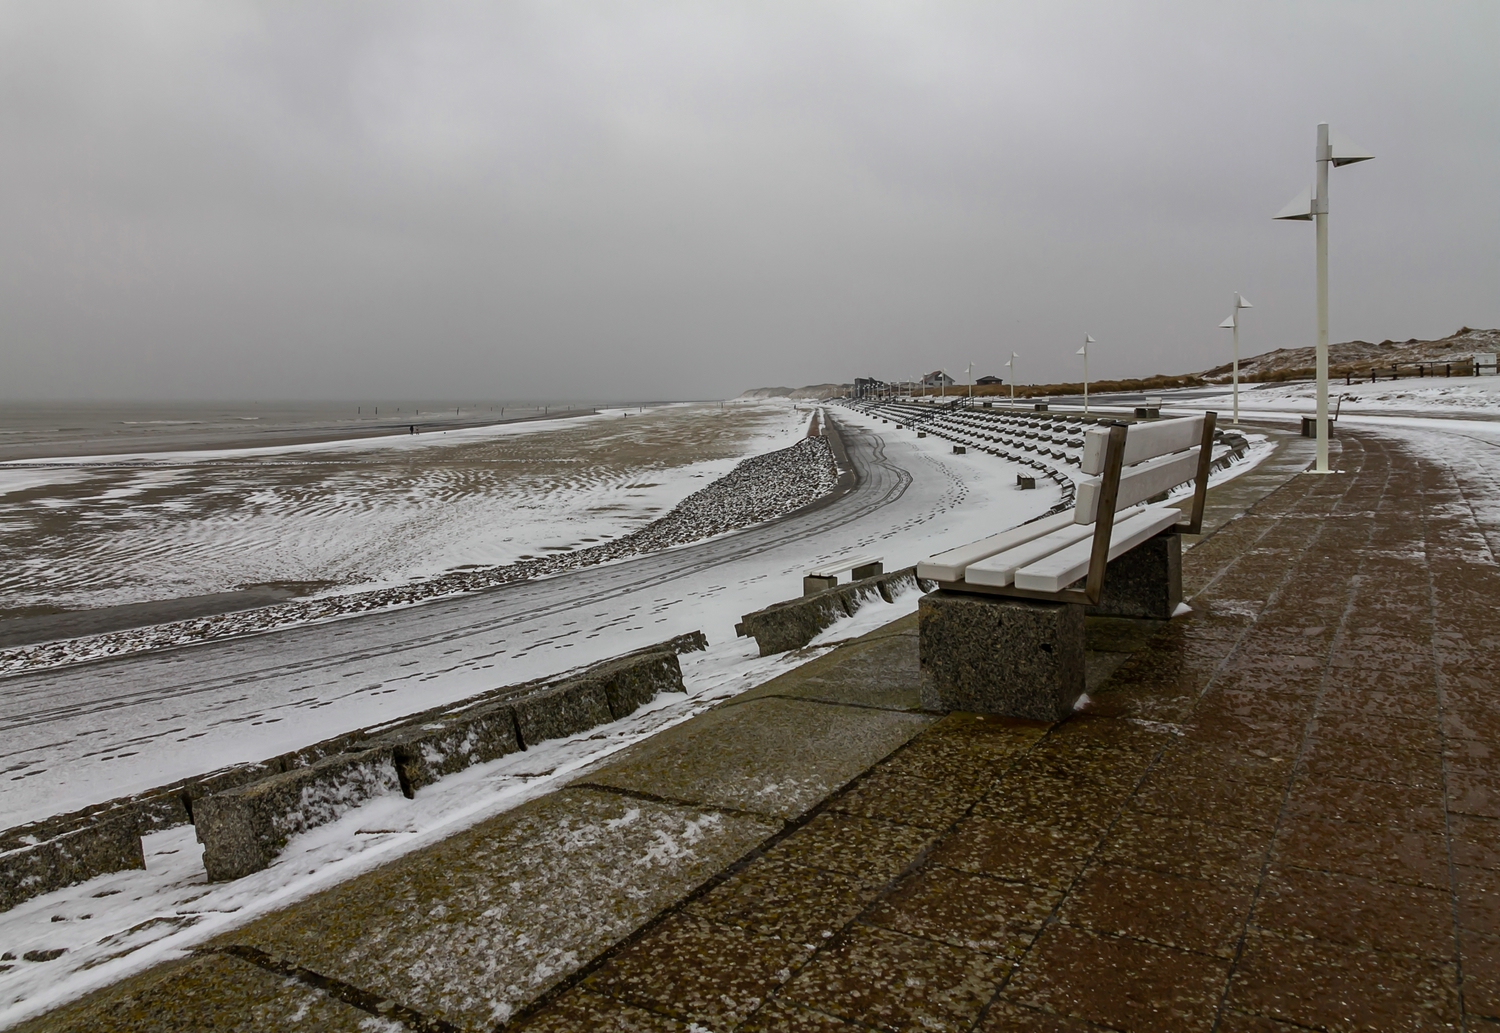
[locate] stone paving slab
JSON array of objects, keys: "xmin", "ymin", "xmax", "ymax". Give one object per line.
[
  {"xmin": 733, "ymin": 620, "xmax": 923, "ymax": 711},
  {"xmin": 210, "ymin": 787, "xmax": 778, "ymax": 1029},
  {"xmin": 10, "ymin": 954, "xmax": 379, "ymax": 1032},
  {"xmin": 579, "ymin": 696, "xmax": 934, "ymax": 821}
]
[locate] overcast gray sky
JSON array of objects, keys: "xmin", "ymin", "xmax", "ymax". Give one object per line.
[{"xmin": 1, "ymin": 1, "xmax": 1495, "ymax": 401}]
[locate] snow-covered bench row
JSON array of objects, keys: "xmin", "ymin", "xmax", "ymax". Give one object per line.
[
  {"xmin": 844, "ymin": 399, "xmax": 1088, "ymax": 500},
  {"xmin": 803, "ymin": 555, "xmax": 884, "ymax": 595},
  {"xmin": 916, "ymin": 413, "xmax": 1218, "ymax": 721}
]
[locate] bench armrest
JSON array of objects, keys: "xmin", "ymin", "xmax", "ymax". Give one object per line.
[
  {"xmin": 1082, "ymin": 423, "xmax": 1129, "ymax": 604},
  {"xmin": 1177, "ymin": 411, "xmax": 1218, "ymax": 535}
]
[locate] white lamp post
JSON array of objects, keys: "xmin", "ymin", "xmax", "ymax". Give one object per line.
[
  {"xmin": 1005, "ymin": 352, "xmax": 1018, "ymax": 409},
  {"xmin": 1275, "ymin": 122, "xmax": 1373, "ymax": 473},
  {"xmin": 966, "ymin": 362, "xmax": 973, "ymax": 406},
  {"xmin": 1217, "ymin": 294, "xmax": 1252, "ymax": 425},
  {"xmin": 1076, "ymin": 335, "xmax": 1095, "ymax": 414}
]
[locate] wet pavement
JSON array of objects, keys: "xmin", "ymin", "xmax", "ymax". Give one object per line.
[
  {"xmin": 15, "ymin": 425, "xmax": 1498, "ymax": 1031},
  {"xmin": 510, "ymin": 428, "xmax": 1497, "ymax": 1031}
]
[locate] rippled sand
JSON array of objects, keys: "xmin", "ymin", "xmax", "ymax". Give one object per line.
[{"xmin": 0, "ymin": 402, "xmax": 809, "ymax": 617}]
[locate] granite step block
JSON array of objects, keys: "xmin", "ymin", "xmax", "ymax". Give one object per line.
[
  {"xmin": 585, "ymin": 649, "xmax": 686, "ymax": 721},
  {"xmin": 0, "ymin": 815, "xmax": 145, "ymax": 913},
  {"xmin": 738, "ymin": 567, "xmax": 933, "ymax": 656},
  {"xmin": 8, "ymin": 634, "xmax": 705, "ymax": 896},
  {"xmin": 0, "ymin": 759, "xmax": 295, "ymax": 912},
  {"xmin": 194, "ymin": 747, "xmax": 402, "ymax": 882},
  {"xmin": 383, "ymin": 704, "xmax": 522, "ymax": 795},
  {"xmin": 513, "ymin": 681, "xmax": 615, "ymax": 749}
]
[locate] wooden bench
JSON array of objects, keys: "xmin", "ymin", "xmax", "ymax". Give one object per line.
[
  {"xmin": 916, "ymin": 413, "xmax": 1217, "ymax": 720},
  {"xmin": 804, "ymin": 555, "xmax": 884, "ymax": 595},
  {"xmin": 1300, "ymin": 393, "xmax": 1346, "ymax": 438},
  {"xmin": 1133, "ymin": 395, "xmax": 1164, "ymax": 419}
]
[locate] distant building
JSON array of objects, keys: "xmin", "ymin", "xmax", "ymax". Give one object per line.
[
  {"xmin": 976, "ymin": 375, "xmax": 1004, "ymax": 385},
  {"xmin": 921, "ymin": 370, "xmax": 956, "ymax": 387},
  {"xmin": 853, "ymin": 377, "xmax": 889, "ymax": 399}
]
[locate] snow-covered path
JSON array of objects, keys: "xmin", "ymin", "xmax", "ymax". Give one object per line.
[
  {"xmin": 0, "ymin": 412, "xmax": 1061, "ymax": 829},
  {"xmin": 1337, "ymin": 414, "xmax": 1500, "ymax": 563}
]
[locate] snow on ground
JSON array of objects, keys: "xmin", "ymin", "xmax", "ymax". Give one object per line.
[
  {"xmin": 0, "ymin": 434, "xmax": 837, "ymax": 677},
  {"xmin": 1339, "ymin": 415, "xmax": 1500, "ymax": 564},
  {"xmin": 0, "ymin": 583, "xmax": 924, "ymax": 1027},
  {"xmin": 0, "ymin": 407, "xmax": 1058, "ymax": 828},
  {"xmin": 0, "ymin": 405, "xmax": 1275, "ymax": 832},
  {"xmin": 1192, "ymin": 375, "xmax": 1500, "ymax": 418},
  {"xmin": 0, "ymin": 401, "xmax": 810, "ymax": 616}
]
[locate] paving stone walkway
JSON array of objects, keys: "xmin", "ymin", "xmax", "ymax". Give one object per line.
[
  {"xmin": 512, "ymin": 428, "xmax": 1499, "ymax": 1032},
  {"xmin": 17, "ymin": 426, "xmax": 1498, "ymax": 1032}
]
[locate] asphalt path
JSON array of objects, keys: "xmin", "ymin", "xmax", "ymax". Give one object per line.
[{"xmin": 2, "ymin": 411, "xmax": 1039, "ymax": 829}]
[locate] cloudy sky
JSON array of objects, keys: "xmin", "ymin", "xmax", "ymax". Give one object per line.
[{"xmin": 1, "ymin": 1, "xmax": 1495, "ymax": 401}]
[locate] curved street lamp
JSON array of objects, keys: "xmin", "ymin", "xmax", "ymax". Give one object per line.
[
  {"xmin": 1217, "ymin": 293, "xmax": 1252, "ymax": 425},
  {"xmin": 1275, "ymin": 121, "xmax": 1373, "ymax": 473}
]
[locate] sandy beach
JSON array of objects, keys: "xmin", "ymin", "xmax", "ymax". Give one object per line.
[
  {"xmin": 0, "ymin": 401, "xmax": 606, "ymax": 463},
  {"xmin": 0, "ymin": 401, "xmax": 809, "ymax": 635}
]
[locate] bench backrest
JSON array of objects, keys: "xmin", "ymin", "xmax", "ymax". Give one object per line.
[
  {"xmin": 807, "ymin": 555, "xmax": 883, "ymax": 578},
  {"xmin": 1074, "ymin": 415, "xmax": 1215, "ymax": 526}
]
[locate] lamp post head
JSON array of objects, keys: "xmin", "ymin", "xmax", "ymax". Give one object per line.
[
  {"xmin": 1235, "ymin": 293, "xmax": 1252, "ymax": 310},
  {"xmin": 1279, "ymin": 125, "xmax": 1373, "ymax": 221},
  {"xmin": 1219, "ymin": 315, "xmax": 1237, "ymax": 329},
  {"xmin": 1274, "ymin": 186, "xmax": 1315, "ymax": 221},
  {"xmin": 1329, "ymin": 130, "xmax": 1374, "ymax": 167}
]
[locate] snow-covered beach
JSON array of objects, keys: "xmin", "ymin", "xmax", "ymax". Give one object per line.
[
  {"xmin": 0, "ymin": 398, "xmax": 1293, "ymax": 1023},
  {"xmin": 0, "ymin": 402, "xmax": 813, "ymax": 623}
]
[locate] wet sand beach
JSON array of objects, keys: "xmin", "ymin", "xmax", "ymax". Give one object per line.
[{"xmin": 0, "ymin": 401, "xmax": 600, "ymax": 463}]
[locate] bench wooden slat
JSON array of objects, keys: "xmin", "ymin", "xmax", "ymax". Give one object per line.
[
  {"xmin": 963, "ymin": 507, "xmax": 1142, "ymax": 587},
  {"xmin": 807, "ymin": 555, "xmax": 883, "ymax": 578},
  {"xmin": 915, "ymin": 511, "xmax": 1076, "ymax": 582},
  {"xmin": 1074, "ymin": 449, "xmax": 1200, "ymax": 524},
  {"xmin": 1014, "ymin": 506, "xmax": 1182, "ymax": 592},
  {"xmin": 1080, "ymin": 416, "xmax": 1204, "ymax": 475}
]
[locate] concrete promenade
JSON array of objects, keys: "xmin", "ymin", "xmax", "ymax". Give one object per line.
[{"xmin": 16, "ymin": 426, "xmax": 1499, "ymax": 1031}]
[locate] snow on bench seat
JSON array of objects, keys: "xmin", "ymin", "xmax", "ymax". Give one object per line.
[
  {"xmin": 807, "ymin": 555, "xmax": 884, "ymax": 579},
  {"xmin": 964, "ymin": 506, "xmax": 1147, "ymax": 587},
  {"xmin": 1013, "ymin": 505, "xmax": 1183, "ymax": 593},
  {"xmin": 916, "ymin": 512, "xmax": 1075, "ymax": 582}
]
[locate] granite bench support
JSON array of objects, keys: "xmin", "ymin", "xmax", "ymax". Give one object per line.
[{"xmin": 917, "ymin": 591, "xmax": 1084, "ymax": 721}]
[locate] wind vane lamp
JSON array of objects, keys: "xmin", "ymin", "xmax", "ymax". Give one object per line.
[{"xmin": 1274, "ymin": 122, "xmax": 1374, "ymax": 473}]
